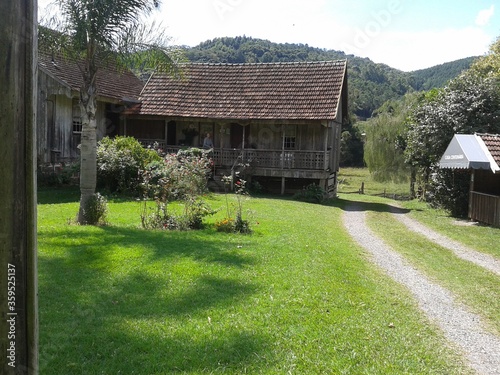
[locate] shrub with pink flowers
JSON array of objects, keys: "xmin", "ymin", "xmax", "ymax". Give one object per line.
[{"xmin": 140, "ymin": 148, "xmax": 216, "ymax": 230}]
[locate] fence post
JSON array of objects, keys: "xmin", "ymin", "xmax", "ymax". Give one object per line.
[
  {"xmin": 359, "ymin": 182, "xmax": 365, "ymax": 194},
  {"xmin": 0, "ymin": 0, "xmax": 38, "ymax": 373}
]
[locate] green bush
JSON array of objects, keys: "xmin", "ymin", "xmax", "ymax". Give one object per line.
[
  {"xmin": 80, "ymin": 193, "xmax": 108, "ymax": 225},
  {"xmin": 293, "ymin": 183, "xmax": 325, "ymax": 204},
  {"xmin": 428, "ymin": 169, "xmax": 470, "ymax": 217},
  {"xmin": 37, "ymin": 163, "xmax": 79, "ymax": 187},
  {"xmin": 97, "ymin": 136, "xmax": 162, "ymax": 194}
]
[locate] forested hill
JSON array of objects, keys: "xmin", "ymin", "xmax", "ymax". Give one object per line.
[
  {"xmin": 411, "ymin": 57, "xmax": 478, "ymax": 91},
  {"xmin": 184, "ymin": 36, "xmax": 477, "ymax": 119}
]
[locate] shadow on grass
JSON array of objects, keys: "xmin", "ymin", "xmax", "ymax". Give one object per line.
[
  {"xmin": 37, "ymin": 187, "xmax": 80, "ymax": 204},
  {"xmin": 333, "ymin": 197, "xmax": 411, "ymax": 215},
  {"xmin": 102, "ymin": 329, "xmax": 270, "ymax": 373},
  {"xmin": 38, "ymin": 224, "xmax": 256, "ymax": 267},
  {"xmin": 38, "ymin": 224, "xmax": 266, "ymax": 373}
]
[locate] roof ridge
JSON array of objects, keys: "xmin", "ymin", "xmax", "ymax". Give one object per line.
[
  {"xmin": 181, "ymin": 60, "xmax": 346, "ymax": 67},
  {"xmin": 475, "ymin": 134, "xmax": 500, "ymax": 173},
  {"xmin": 477, "ymin": 133, "xmax": 500, "ymax": 138}
]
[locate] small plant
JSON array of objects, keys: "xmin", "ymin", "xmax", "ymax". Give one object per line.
[
  {"xmin": 248, "ymin": 180, "xmax": 263, "ymax": 194},
  {"xmin": 182, "ymin": 197, "xmax": 218, "ymax": 230},
  {"xmin": 220, "ymin": 173, "xmax": 252, "ymax": 234},
  {"xmin": 215, "ymin": 217, "xmax": 235, "ymax": 233},
  {"xmin": 79, "ymin": 193, "xmax": 108, "ymax": 225},
  {"xmin": 234, "ymin": 213, "xmax": 251, "ymax": 234},
  {"xmin": 293, "ymin": 183, "xmax": 325, "ymax": 204}
]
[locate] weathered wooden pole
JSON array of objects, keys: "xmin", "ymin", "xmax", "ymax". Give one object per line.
[{"xmin": 0, "ymin": 0, "xmax": 39, "ymax": 373}]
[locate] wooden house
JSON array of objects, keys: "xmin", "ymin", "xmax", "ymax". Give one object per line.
[
  {"xmin": 37, "ymin": 52, "xmax": 144, "ymax": 164},
  {"xmin": 124, "ymin": 61, "xmax": 348, "ymax": 195},
  {"xmin": 440, "ymin": 133, "xmax": 500, "ymax": 226}
]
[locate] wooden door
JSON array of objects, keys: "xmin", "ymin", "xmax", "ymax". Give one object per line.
[{"xmin": 230, "ymin": 123, "xmax": 249, "ymax": 149}]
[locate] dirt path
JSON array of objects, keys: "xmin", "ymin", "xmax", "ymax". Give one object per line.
[{"xmin": 343, "ymin": 203, "xmax": 500, "ymax": 375}]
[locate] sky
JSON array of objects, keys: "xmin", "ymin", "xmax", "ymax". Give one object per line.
[{"xmin": 37, "ymin": 0, "xmax": 500, "ymax": 72}]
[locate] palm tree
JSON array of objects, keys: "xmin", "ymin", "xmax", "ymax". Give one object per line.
[{"xmin": 40, "ymin": 0, "xmax": 181, "ymax": 224}]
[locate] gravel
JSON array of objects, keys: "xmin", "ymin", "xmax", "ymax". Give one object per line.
[
  {"xmin": 387, "ymin": 205, "xmax": 500, "ymax": 277},
  {"xmin": 343, "ymin": 203, "xmax": 500, "ymax": 375}
]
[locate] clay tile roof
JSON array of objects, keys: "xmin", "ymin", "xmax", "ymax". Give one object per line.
[
  {"xmin": 136, "ymin": 61, "xmax": 347, "ymax": 120},
  {"xmin": 478, "ymin": 133, "xmax": 500, "ymax": 167},
  {"xmin": 38, "ymin": 51, "xmax": 144, "ymax": 102}
]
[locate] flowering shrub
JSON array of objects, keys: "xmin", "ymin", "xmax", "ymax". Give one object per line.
[
  {"xmin": 140, "ymin": 199, "xmax": 216, "ymax": 231},
  {"xmin": 215, "ymin": 217, "xmax": 235, "ymax": 232},
  {"xmin": 140, "ymin": 148, "xmax": 215, "ymax": 230},
  {"xmin": 141, "ymin": 149, "xmax": 211, "ymax": 201}
]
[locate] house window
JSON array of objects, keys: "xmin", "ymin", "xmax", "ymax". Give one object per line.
[
  {"xmin": 284, "ymin": 136, "xmax": 296, "ymax": 149},
  {"xmin": 72, "ymin": 99, "xmax": 82, "ymax": 133},
  {"xmin": 283, "ymin": 125, "xmax": 296, "ymax": 149}
]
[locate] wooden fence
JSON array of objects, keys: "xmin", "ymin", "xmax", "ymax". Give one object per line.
[
  {"xmin": 141, "ymin": 142, "xmax": 328, "ymax": 170},
  {"xmin": 469, "ymin": 191, "xmax": 500, "ymax": 227}
]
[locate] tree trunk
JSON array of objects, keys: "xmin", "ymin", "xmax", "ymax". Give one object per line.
[
  {"xmin": 77, "ymin": 83, "xmax": 98, "ymax": 224},
  {"xmin": 409, "ymin": 166, "xmax": 416, "ymax": 199},
  {"xmin": 0, "ymin": 0, "xmax": 38, "ymax": 373}
]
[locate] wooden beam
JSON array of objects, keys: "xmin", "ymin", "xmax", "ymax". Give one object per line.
[
  {"xmin": 469, "ymin": 170, "xmax": 475, "ymax": 221},
  {"xmin": 0, "ymin": 0, "xmax": 38, "ymax": 374}
]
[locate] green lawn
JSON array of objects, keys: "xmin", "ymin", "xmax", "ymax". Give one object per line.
[
  {"xmin": 348, "ymin": 191, "xmax": 500, "ymax": 338},
  {"xmin": 400, "ymin": 199, "xmax": 500, "ymax": 258},
  {"xmin": 37, "ymin": 188, "xmax": 472, "ymax": 374},
  {"xmin": 337, "ymin": 167, "xmax": 411, "ymax": 198}
]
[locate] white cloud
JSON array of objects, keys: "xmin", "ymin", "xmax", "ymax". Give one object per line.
[
  {"xmin": 156, "ymin": 0, "xmax": 331, "ymax": 46},
  {"xmin": 37, "ymin": 0, "xmax": 494, "ymax": 72},
  {"xmin": 361, "ymin": 27, "xmax": 491, "ymax": 71},
  {"xmin": 476, "ymin": 5, "xmax": 495, "ymax": 27}
]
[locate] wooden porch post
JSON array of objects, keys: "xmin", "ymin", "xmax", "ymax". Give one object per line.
[
  {"xmin": 323, "ymin": 123, "xmax": 329, "ymax": 171},
  {"xmin": 469, "ymin": 170, "xmax": 475, "ymax": 220},
  {"xmin": 0, "ymin": 0, "xmax": 39, "ymax": 373},
  {"xmin": 242, "ymin": 124, "xmax": 246, "ymax": 165},
  {"xmin": 281, "ymin": 124, "xmax": 286, "ymax": 195},
  {"xmin": 164, "ymin": 119, "xmax": 168, "ymax": 146}
]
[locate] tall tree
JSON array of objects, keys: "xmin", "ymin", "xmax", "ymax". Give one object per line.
[
  {"xmin": 40, "ymin": 0, "xmax": 181, "ymax": 224},
  {"xmin": 405, "ymin": 69, "xmax": 500, "ymax": 214},
  {"xmin": 364, "ymin": 94, "xmax": 419, "ymax": 185}
]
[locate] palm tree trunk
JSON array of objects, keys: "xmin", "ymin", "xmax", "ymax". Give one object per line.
[{"xmin": 77, "ymin": 86, "xmax": 98, "ymax": 224}]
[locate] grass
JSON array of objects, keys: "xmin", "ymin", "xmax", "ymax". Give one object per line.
[
  {"xmin": 399, "ymin": 199, "xmax": 500, "ymax": 258},
  {"xmin": 337, "ymin": 168, "xmax": 500, "ymax": 257},
  {"xmin": 337, "ymin": 167, "xmax": 411, "ymax": 198},
  {"xmin": 37, "ymin": 188, "xmax": 474, "ymax": 374},
  {"xmin": 365, "ymin": 206, "xmax": 500, "ymax": 337}
]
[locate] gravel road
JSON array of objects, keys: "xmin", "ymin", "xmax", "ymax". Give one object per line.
[
  {"xmin": 387, "ymin": 205, "xmax": 500, "ymax": 277},
  {"xmin": 343, "ymin": 203, "xmax": 500, "ymax": 375}
]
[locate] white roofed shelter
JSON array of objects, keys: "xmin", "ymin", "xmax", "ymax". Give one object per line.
[{"xmin": 440, "ymin": 134, "xmax": 500, "ymax": 227}]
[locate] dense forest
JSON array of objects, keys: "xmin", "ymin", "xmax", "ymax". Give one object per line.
[{"xmin": 184, "ymin": 36, "xmax": 478, "ymax": 120}]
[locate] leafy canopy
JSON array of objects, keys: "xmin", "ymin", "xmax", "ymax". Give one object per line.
[
  {"xmin": 404, "ymin": 37, "xmax": 500, "ymax": 215},
  {"xmin": 39, "ymin": 0, "xmax": 183, "ymax": 73}
]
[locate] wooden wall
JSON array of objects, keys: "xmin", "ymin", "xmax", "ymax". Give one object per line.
[
  {"xmin": 37, "ymin": 71, "xmax": 109, "ymax": 163},
  {"xmin": 474, "ymin": 170, "xmax": 500, "ymax": 195}
]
